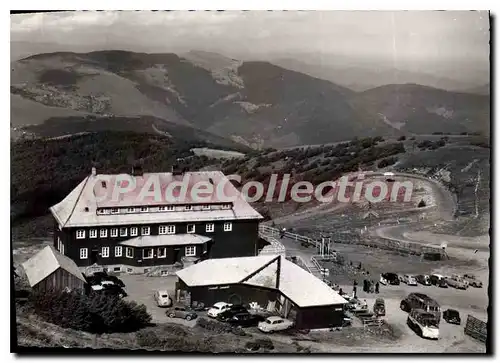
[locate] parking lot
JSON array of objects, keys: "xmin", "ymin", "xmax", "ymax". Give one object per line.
[{"xmin": 120, "ymin": 274, "xmax": 197, "ymax": 327}]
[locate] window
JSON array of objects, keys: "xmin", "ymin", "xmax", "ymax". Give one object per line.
[
  {"xmin": 140, "ymin": 206, "xmax": 148, "ymax": 212},
  {"xmin": 222, "ymin": 203, "xmax": 232, "ymax": 209},
  {"xmin": 115, "ymin": 246, "xmax": 122, "ymax": 257},
  {"xmin": 80, "ymin": 248, "xmax": 88, "ymax": 259},
  {"xmin": 89, "ymin": 229, "xmax": 97, "ymax": 238},
  {"xmin": 102, "ymin": 247, "xmax": 109, "ymax": 258},
  {"xmin": 57, "ymin": 237, "xmax": 62, "ymax": 252},
  {"xmin": 166, "ymin": 205, "xmax": 174, "ymax": 211},
  {"xmin": 126, "ymin": 247, "xmax": 134, "ymax": 258},
  {"xmin": 141, "ymin": 226, "xmax": 150, "ymax": 236},
  {"xmin": 110, "ymin": 228, "xmax": 118, "ymax": 237},
  {"xmin": 100, "ymin": 229, "xmax": 108, "ymax": 238},
  {"xmin": 127, "ymin": 207, "xmax": 136, "ymax": 213},
  {"xmin": 223, "ymin": 222, "xmax": 232, "ymax": 232},
  {"xmin": 185, "ymin": 205, "xmax": 192, "ymax": 211},
  {"xmin": 113, "ymin": 267, "xmax": 121, "ymax": 272},
  {"xmin": 202, "ymin": 204, "xmax": 210, "ymax": 210},
  {"xmin": 111, "ymin": 208, "xmax": 119, "ymax": 214},
  {"xmin": 76, "ymin": 229, "xmax": 85, "ymax": 239},
  {"xmin": 187, "ymin": 224, "xmax": 195, "ymax": 234},
  {"xmin": 158, "ymin": 247, "xmax": 167, "ymax": 258},
  {"xmin": 127, "ymin": 268, "xmax": 133, "ymax": 273},
  {"xmin": 130, "ymin": 227, "xmax": 138, "ymax": 236},
  {"xmin": 159, "ymin": 225, "xmax": 175, "ymax": 235},
  {"xmin": 185, "ymin": 246, "xmax": 196, "ymax": 257},
  {"xmin": 143, "ymin": 248, "xmax": 154, "ymax": 259},
  {"xmin": 60, "ymin": 242, "xmax": 65, "ymax": 255},
  {"xmin": 206, "ymin": 223, "xmax": 215, "ymax": 232},
  {"xmin": 119, "ymin": 227, "xmax": 128, "ymax": 237},
  {"xmin": 159, "ymin": 206, "xmax": 166, "ymax": 211},
  {"xmin": 144, "ymin": 268, "xmax": 151, "ymax": 273}
]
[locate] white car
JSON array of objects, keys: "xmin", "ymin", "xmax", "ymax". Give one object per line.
[
  {"xmin": 153, "ymin": 290, "xmax": 172, "ymax": 307},
  {"xmin": 379, "ymin": 274, "xmax": 388, "ymax": 285},
  {"xmin": 207, "ymin": 302, "xmax": 232, "ymax": 318},
  {"xmin": 403, "ymin": 274, "xmax": 418, "ymax": 286},
  {"xmin": 258, "ymin": 316, "xmax": 294, "ymax": 333}
]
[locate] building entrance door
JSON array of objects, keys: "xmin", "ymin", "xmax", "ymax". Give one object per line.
[
  {"xmin": 173, "ymin": 248, "xmax": 180, "ymax": 263},
  {"xmin": 90, "ymin": 249, "xmax": 99, "ymax": 265}
]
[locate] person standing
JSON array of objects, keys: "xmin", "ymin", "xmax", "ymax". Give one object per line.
[{"xmin": 375, "ymin": 282, "xmax": 380, "ymax": 294}]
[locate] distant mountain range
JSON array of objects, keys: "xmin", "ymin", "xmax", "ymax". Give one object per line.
[
  {"xmin": 272, "ymin": 57, "xmax": 490, "ymax": 94},
  {"xmin": 10, "ymin": 50, "xmax": 490, "ymax": 148}
]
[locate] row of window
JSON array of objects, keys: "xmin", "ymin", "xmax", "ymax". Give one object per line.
[
  {"xmin": 79, "ymin": 246, "xmax": 197, "ymax": 259},
  {"xmin": 96, "ymin": 203, "xmax": 232, "ymax": 215},
  {"xmin": 76, "ymin": 222, "xmax": 232, "ymax": 239}
]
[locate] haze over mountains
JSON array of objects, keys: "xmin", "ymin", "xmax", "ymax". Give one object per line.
[{"xmin": 11, "ymin": 50, "xmax": 490, "ymax": 148}]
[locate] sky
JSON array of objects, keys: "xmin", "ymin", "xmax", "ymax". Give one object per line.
[{"xmin": 10, "ymin": 11, "xmax": 490, "ymax": 85}]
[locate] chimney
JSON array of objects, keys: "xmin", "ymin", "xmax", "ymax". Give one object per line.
[
  {"xmin": 91, "ymin": 167, "xmax": 96, "ymax": 176},
  {"xmin": 132, "ymin": 165, "xmax": 143, "ymax": 176},
  {"xmin": 172, "ymin": 164, "xmax": 183, "ymax": 176}
]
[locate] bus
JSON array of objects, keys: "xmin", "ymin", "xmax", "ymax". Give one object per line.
[
  {"xmin": 400, "ymin": 293, "xmax": 441, "ymax": 322},
  {"xmin": 407, "ymin": 309, "xmax": 439, "ymax": 340}
]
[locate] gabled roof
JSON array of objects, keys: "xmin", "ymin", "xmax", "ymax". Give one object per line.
[
  {"xmin": 176, "ymin": 255, "xmax": 347, "ymax": 307},
  {"xmin": 119, "ymin": 234, "xmax": 211, "ymax": 247},
  {"xmin": 21, "ymin": 246, "xmax": 86, "ymax": 287},
  {"xmin": 50, "ymin": 171, "xmax": 263, "ymax": 228}
]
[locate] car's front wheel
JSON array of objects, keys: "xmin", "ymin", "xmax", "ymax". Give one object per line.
[
  {"xmin": 186, "ymin": 315, "xmax": 192, "ymax": 321},
  {"xmin": 168, "ymin": 313, "xmax": 175, "ymax": 318}
]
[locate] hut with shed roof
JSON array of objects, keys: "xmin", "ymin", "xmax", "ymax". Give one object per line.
[{"xmin": 21, "ymin": 245, "xmax": 87, "ymax": 292}]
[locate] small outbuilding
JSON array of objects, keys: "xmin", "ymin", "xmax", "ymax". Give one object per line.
[
  {"xmin": 176, "ymin": 255, "xmax": 347, "ymax": 330},
  {"xmin": 21, "ymin": 245, "xmax": 87, "ymax": 292}
]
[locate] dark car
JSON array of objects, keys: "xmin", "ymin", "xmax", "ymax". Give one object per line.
[
  {"xmin": 382, "ymin": 272, "xmax": 400, "ymax": 285},
  {"xmin": 102, "ymin": 284, "xmax": 128, "ymax": 298},
  {"xmin": 429, "ymin": 274, "xmax": 448, "ymax": 288},
  {"xmin": 166, "ymin": 305, "xmax": 198, "ymax": 321},
  {"xmin": 373, "ymin": 298, "xmax": 386, "ymax": 317},
  {"xmin": 416, "ymin": 275, "xmax": 431, "ymax": 286},
  {"xmin": 102, "ymin": 275, "xmax": 125, "ymax": 288},
  {"xmin": 217, "ymin": 304, "xmax": 249, "ymax": 321},
  {"xmin": 227, "ymin": 313, "xmax": 265, "ymax": 327},
  {"xmin": 443, "ymin": 309, "xmax": 461, "ymax": 325}
]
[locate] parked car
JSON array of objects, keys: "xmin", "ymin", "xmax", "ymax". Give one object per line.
[
  {"xmin": 462, "ymin": 274, "xmax": 483, "ymax": 288},
  {"xmin": 400, "ymin": 293, "xmax": 441, "ymax": 323},
  {"xmin": 403, "ymin": 274, "xmax": 418, "ymax": 286},
  {"xmin": 103, "ymin": 275, "xmax": 125, "ymax": 287},
  {"xmin": 381, "ymin": 272, "xmax": 400, "ymax": 285},
  {"xmin": 226, "ymin": 313, "xmax": 265, "ymax": 327},
  {"xmin": 446, "ymin": 275, "xmax": 468, "ymax": 290},
  {"xmin": 407, "ymin": 309, "xmax": 440, "ymax": 340},
  {"xmin": 153, "ymin": 290, "xmax": 172, "ymax": 307},
  {"xmin": 166, "ymin": 305, "xmax": 198, "ymax": 321},
  {"xmin": 373, "ymin": 298, "xmax": 386, "ymax": 316},
  {"xmin": 443, "ymin": 309, "xmax": 461, "ymax": 325},
  {"xmin": 258, "ymin": 316, "xmax": 294, "ymax": 333},
  {"xmin": 207, "ymin": 302, "xmax": 232, "ymax": 318},
  {"xmin": 416, "ymin": 275, "xmax": 431, "ymax": 286},
  {"xmin": 429, "ymin": 274, "xmax": 448, "ymax": 288},
  {"xmin": 217, "ymin": 304, "xmax": 249, "ymax": 321},
  {"xmin": 102, "ymin": 284, "xmax": 127, "ymax": 298}
]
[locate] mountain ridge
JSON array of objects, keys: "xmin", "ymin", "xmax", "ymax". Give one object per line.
[{"xmin": 11, "ymin": 50, "xmax": 490, "ymax": 148}]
